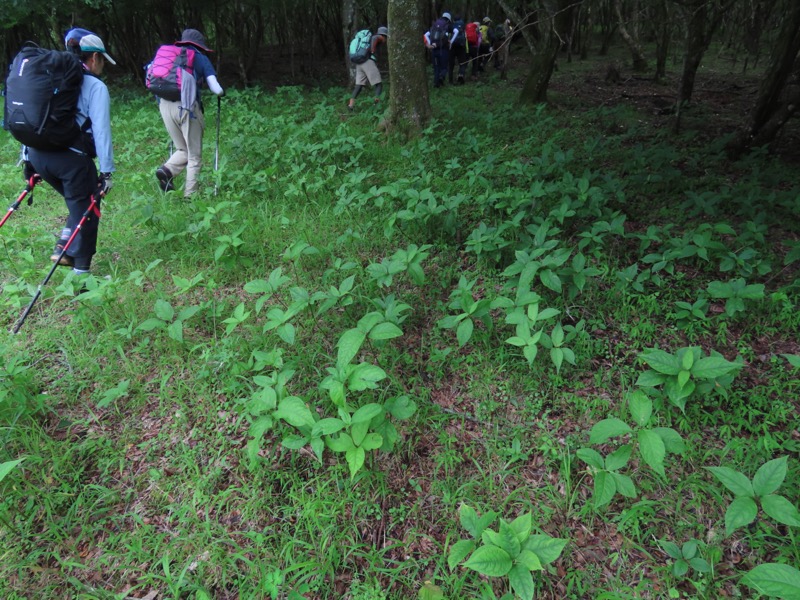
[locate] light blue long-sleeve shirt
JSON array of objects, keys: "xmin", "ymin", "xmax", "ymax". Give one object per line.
[{"xmin": 74, "ymin": 72, "xmax": 114, "ymax": 173}]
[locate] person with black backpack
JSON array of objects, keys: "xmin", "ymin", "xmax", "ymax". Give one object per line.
[
  {"xmin": 347, "ymin": 26, "xmax": 389, "ymax": 112},
  {"xmin": 19, "ymin": 34, "xmax": 116, "ymax": 275},
  {"xmin": 424, "ymin": 12, "xmax": 456, "ymax": 89},
  {"xmin": 448, "ymin": 15, "xmax": 467, "ymax": 84},
  {"xmin": 149, "ymin": 29, "xmax": 225, "ymax": 197}
]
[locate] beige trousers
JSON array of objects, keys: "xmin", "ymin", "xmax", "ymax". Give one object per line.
[{"xmin": 159, "ymin": 99, "xmax": 205, "ymax": 197}]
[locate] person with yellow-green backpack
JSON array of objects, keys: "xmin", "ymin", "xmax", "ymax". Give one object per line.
[{"xmin": 478, "ymin": 17, "xmax": 494, "ymax": 73}]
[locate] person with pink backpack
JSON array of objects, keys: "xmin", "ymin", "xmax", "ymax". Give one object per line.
[{"xmin": 146, "ymin": 29, "xmax": 224, "ymax": 197}]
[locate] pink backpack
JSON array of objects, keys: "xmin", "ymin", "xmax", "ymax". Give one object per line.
[{"xmin": 145, "ymin": 45, "xmax": 195, "ymax": 101}]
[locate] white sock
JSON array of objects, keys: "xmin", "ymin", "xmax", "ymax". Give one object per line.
[{"xmin": 72, "ymin": 268, "xmax": 90, "ymax": 275}]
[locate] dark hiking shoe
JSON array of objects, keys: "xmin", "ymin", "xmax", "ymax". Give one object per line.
[
  {"xmin": 156, "ymin": 166, "xmax": 175, "ymax": 192},
  {"xmin": 50, "ymin": 248, "xmax": 74, "ymax": 267}
]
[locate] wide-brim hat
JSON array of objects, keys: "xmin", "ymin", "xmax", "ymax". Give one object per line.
[{"xmin": 175, "ymin": 28, "xmax": 213, "ymax": 53}]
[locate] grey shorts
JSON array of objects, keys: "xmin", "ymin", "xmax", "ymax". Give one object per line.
[{"xmin": 355, "ymin": 60, "xmax": 382, "ymax": 86}]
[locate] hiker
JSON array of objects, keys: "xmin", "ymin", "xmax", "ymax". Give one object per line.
[
  {"xmin": 465, "ymin": 21, "xmax": 482, "ymax": 79},
  {"xmin": 152, "ymin": 28, "xmax": 224, "ymax": 197},
  {"xmin": 448, "ymin": 16, "xmax": 467, "ymax": 84},
  {"xmin": 348, "ymin": 26, "xmax": 389, "ymax": 111},
  {"xmin": 22, "ymin": 34, "xmax": 116, "ymax": 275},
  {"xmin": 478, "ymin": 18, "xmax": 494, "ymax": 72},
  {"xmin": 424, "ymin": 12, "xmax": 455, "ymax": 89}
]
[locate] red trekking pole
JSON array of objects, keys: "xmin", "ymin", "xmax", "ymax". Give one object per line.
[
  {"xmin": 0, "ymin": 175, "xmax": 41, "ymax": 230},
  {"xmin": 11, "ymin": 192, "xmax": 103, "ymax": 334}
]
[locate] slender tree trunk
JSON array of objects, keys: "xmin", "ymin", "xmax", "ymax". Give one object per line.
[
  {"xmin": 497, "ymin": 0, "xmax": 538, "ymax": 55},
  {"xmin": 519, "ymin": 0, "xmax": 574, "ymax": 104},
  {"xmin": 342, "ymin": 0, "xmax": 358, "ymax": 84},
  {"xmin": 727, "ymin": 1, "xmax": 800, "ymax": 156},
  {"xmin": 654, "ymin": 0, "xmax": 671, "ymax": 81},
  {"xmin": 385, "ymin": 0, "xmax": 431, "ymax": 137},
  {"xmin": 614, "ymin": 0, "xmax": 647, "ymax": 71}
]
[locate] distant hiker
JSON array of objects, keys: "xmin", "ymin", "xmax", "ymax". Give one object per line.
[
  {"xmin": 478, "ymin": 17, "xmax": 494, "ymax": 72},
  {"xmin": 19, "ymin": 34, "xmax": 116, "ymax": 275},
  {"xmin": 465, "ymin": 21, "xmax": 482, "ymax": 79},
  {"xmin": 424, "ymin": 12, "xmax": 454, "ymax": 89},
  {"xmin": 348, "ymin": 26, "xmax": 389, "ymax": 111},
  {"xmin": 148, "ymin": 28, "xmax": 225, "ymax": 197},
  {"xmin": 448, "ymin": 15, "xmax": 467, "ymax": 84}
]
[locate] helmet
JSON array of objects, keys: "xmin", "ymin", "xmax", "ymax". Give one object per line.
[
  {"xmin": 483, "ymin": 17, "xmax": 492, "ymax": 23},
  {"xmin": 377, "ymin": 26, "xmax": 389, "ymax": 36},
  {"xmin": 442, "ymin": 12, "xmax": 452, "ymax": 21}
]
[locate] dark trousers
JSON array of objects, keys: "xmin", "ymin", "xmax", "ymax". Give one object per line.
[
  {"xmin": 449, "ymin": 43, "xmax": 467, "ymax": 82},
  {"xmin": 28, "ymin": 149, "xmax": 99, "ymax": 270},
  {"xmin": 432, "ymin": 48, "xmax": 449, "ymax": 87}
]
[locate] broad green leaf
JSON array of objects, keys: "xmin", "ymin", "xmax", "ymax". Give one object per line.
[
  {"xmin": 459, "ymin": 504, "xmax": 480, "ymax": 538},
  {"xmin": 673, "ymin": 558, "xmax": 689, "ymax": 577},
  {"xmin": 611, "ymin": 472, "xmax": 637, "ymax": 498},
  {"xmin": 350, "ymin": 421, "xmax": 370, "ymax": 447},
  {"xmin": 0, "ymin": 458, "xmax": 25, "ymax": 483},
  {"xmin": 509, "ymin": 513, "xmax": 532, "ymax": 544},
  {"xmin": 781, "ymin": 354, "xmax": 800, "ymax": 368},
  {"xmin": 326, "ymin": 433, "xmax": 355, "ymax": 453},
  {"xmin": 652, "ymin": 427, "xmax": 686, "ymax": 455},
  {"xmin": 550, "ymin": 347, "xmax": 564, "ymax": 374},
  {"xmin": 593, "ymin": 470, "xmax": 616, "ymax": 508},
  {"xmin": 154, "ymin": 298, "xmax": 174, "ymax": 321},
  {"xmin": 274, "ymin": 397, "xmax": 315, "ymax": 428},
  {"xmin": 495, "ymin": 520, "xmax": 522, "ymax": 558},
  {"xmin": 588, "ymin": 418, "xmax": 633, "ymax": 444},
  {"xmin": 752, "ymin": 456, "xmax": 788, "ymax": 497},
  {"xmin": 277, "ymin": 323, "xmax": 295, "ymax": 345},
  {"xmin": 761, "ymin": 494, "xmax": 800, "ymax": 527},
  {"xmin": 463, "ymin": 545, "xmax": 513, "ymax": 577},
  {"xmin": 447, "ymin": 539, "xmax": 476, "ymax": 570},
  {"xmin": 741, "ymin": 563, "xmax": 800, "ymax": 598},
  {"xmin": 456, "ymin": 318, "xmax": 474, "ymax": 347},
  {"xmin": 384, "ymin": 395, "xmax": 416, "ymax": 420},
  {"xmin": 348, "ymin": 363, "xmax": 387, "ymax": 391},
  {"xmin": 539, "ymin": 270, "xmax": 562, "ymax": 293},
  {"xmin": 508, "ymin": 564, "xmax": 535, "ymax": 600},
  {"xmin": 640, "ymin": 349, "xmax": 681, "ymax": 375},
  {"xmin": 167, "ymin": 319, "xmax": 183, "ymax": 343},
  {"xmin": 681, "ymin": 540, "xmax": 698, "ymax": 559},
  {"xmin": 311, "ymin": 418, "xmax": 345, "ymax": 437},
  {"xmin": 524, "ymin": 535, "xmax": 568, "ymax": 565},
  {"xmin": 281, "ymin": 434, "xmax": 309, "ymax": 450},
  {"xmin": 638, "ymin": 429, "xmax": 666, "ymax": 477},
  {"xmin": 725, "ymin": 496, "xmax": 758, "ymax": 535},
  {"xmin": 689, "ymin": 557, "xmax": 711, "ymax": 573},
  {"xmin": 359, "ymin": 433, "xmax": 383, "ymax": 451},
  {"xmin": 351, "ymin": 403, "xmax": 383, "ymax": 424},
  {"xmin": 337, "ymin": 328, "xmax": 366, "ymax": 368},
  {"xmin": 677, "ymin": 369, "xmax": 691, "ymax": 389},
  {"xmin": 516, "ymin": 549, "xmax": 543, "ymax": 571},
  {"xmin": 635, "ymin": 370, "xmax": 666, "ymax": 387},
  {"xmin": 628, "ymin": 390, "xmax": 652, "ymax": 427},
  {"xmin": 136, "ymin": 317, "xmax": 165, "ymax": 332},
  {"xmin": 707, "ymin": 466, "xmax": 754, "ymax": 497},
  {"xmin": 345, "ymin": 446, "xmax": 366, "ymax": 479},
  {"xmin": 576, "ymin": 448, "xmax": 604, "ymax": 470},
  {"xmin": 605, "ymin": 444, "xmax": 632, "ymax": 472},
  {"xmin": 681, "ymin": 350, "xmax": 694, "ymax": 371},
  {"xmin": 419, "ymin": 581, "xmax": 445, "ymax": 600},
  {"xmin": 692, "ymin": 356, "xmax": 740, "ymax": 379},
  {"xmin": 369, "ymin": 322, "xmax": 403, "ymax": 341},
  {"xmin": 659, "ymin": 540, "xmax": 682, "ymax": 560}
]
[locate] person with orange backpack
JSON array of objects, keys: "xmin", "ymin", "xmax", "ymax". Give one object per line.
[{"xmin": 464, "ymin": 21, "xmax": 482, "ymax": 79}]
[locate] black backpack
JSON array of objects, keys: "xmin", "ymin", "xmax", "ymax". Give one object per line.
[
  {"xmin": 3, "ymin": 45, "xmax": 86, "ymax": 151},
  {"xmin": 430, "ymin": 18, "xmax": 450, "ymax": 46}
]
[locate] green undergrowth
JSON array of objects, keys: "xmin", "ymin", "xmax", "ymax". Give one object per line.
[{"xmin": 0, "ymin": 66, "xmax": 799, "ymax": 600}]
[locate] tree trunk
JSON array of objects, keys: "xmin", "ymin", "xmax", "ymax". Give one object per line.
[
  {"xmin": 614, "ymin": 0, "xmax": 648, "ymax": 71},
  {"xmin": 653, "ymin": 0, "xmax": 671, "ymax": 81},
  {"xmin": 385, "ymin": 0, "xmax": 431, "ymax": 137},
  {"xmin": 342, "ymin": 0, "xmax": 358, "ymax": 84},
  {"xmin": 727, "ymin": 1, "xmax": 800, "ymax": 156},
  {"xmin": 519, "ymin": 0, "xmax": 574, "ymax": 104},
  {"xmin": 496, "ymin": 0, "xmax": 538, "ymax": 55}
]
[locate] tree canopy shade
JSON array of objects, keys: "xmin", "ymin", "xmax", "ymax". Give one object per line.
[{"xmin": 1, "ymin": 0, "xmax": 798, "ymax": 151}]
